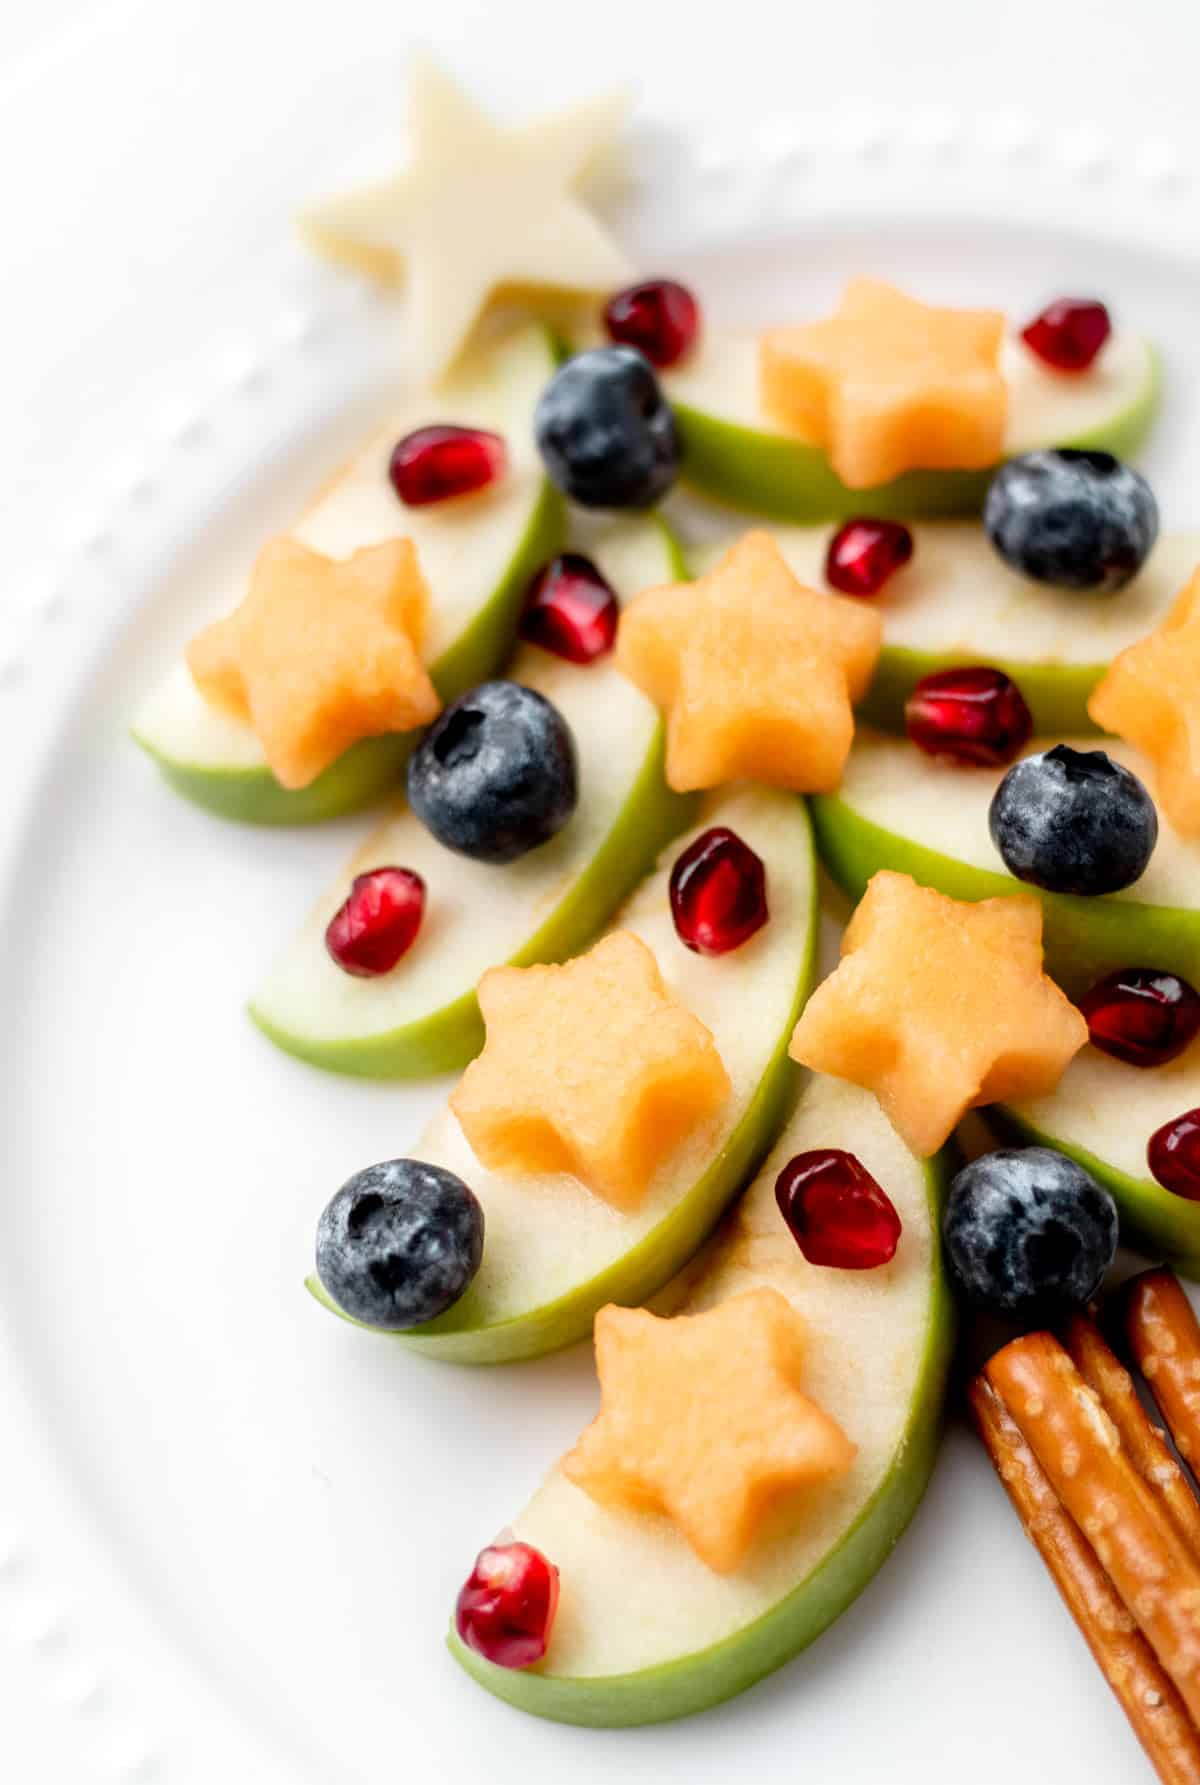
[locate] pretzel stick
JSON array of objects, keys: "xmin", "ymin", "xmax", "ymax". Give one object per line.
[
  {"xmin": 986, "ymin": 1333, "xmax": 1200, "ymax": 1726},
  {"xmin": 1127, "ymin": 1273, "xmax": 1200, "ymax": 1476},
  {"xmin": 1065, "ymin": 1313, "xmax": 1200, "ymax": 1559},
  {"xmin": 969, "ymin": 1374, "xmax": 1200, "ymax": 1785}
]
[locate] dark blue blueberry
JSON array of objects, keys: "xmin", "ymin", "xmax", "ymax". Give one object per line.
[
  {"xmin": 534, "ymin": 346, "xmax": 681, "ymax": 509},
  {"xmin": 407, "ymin": 680, "xmax": 577, "ymax": 864},
  {"xmin": 943, "ymin": 1147, "xmax": 1117, "ymax": 1321},
  {"xmin": 988, "ymin": 744, "xmax": 1157, "ymax": 895},
  {"xmin": 316, "ymin": 1159, "xmax": 483, "ymax": 1330},
  {"xmin": 984, "ymin": 449, "xmax": 1158, "ymax": 593}
]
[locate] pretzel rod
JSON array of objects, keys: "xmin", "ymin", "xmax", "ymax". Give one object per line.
[
  {"xmin": 985, "ymin": 1332, "xmax": 1200, "ymax": 1727},
  {"xmin": 969, "ymin": 1374, "xmax": 1200, "ymax": 1785},
  {"xmin": 1127, "ymin": 1273, "xmax": 1200, "ymax": 1476},
  {"xmin": 1066, "ymin": 1313, "xmax": 1200, "ymax": 1560}
]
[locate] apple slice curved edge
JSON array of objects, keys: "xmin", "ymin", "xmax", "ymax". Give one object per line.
[
  {"xmin": 131, "ymin": 323, "xmax": 564, "ymax": 824},
  {"xmin": 664, "ymin": 329, "xmax": 1159, "ymax": 523},
  {"xmin": 306, "ymin": 785, "xmax": 819, "ymax": 1361},
  {"xmin": 448, "ymin": 1073, "xmax": 952, "ymax": 1724},
  {"xmin": 251, "ymin": 515, "xmax": 694, "ymax": 1077}
]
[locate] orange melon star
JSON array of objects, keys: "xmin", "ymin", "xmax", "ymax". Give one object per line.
[
  {"xmin": 760, "ymin": 279, "xmax": 1007, "ymax": 489},
  {"xmin": 186, "ymin": 536, "xmax": 440, "ymax": 790},
  {"xmin": 449, "ymin": 930, "xmax": 730, "ymax": 1211},
  {"xmin": 1088, "ymin": 567, "xmax": 1200, "ymax": 835},
  {"xmin": 789, "ymin": 871, "xmax": 1087, "ymax": 1157},
  {"xmin": 615, "ymin": 529, "xmax": 881, "ymax": 793},
  {"xmin": 563, "ymin": 1291, "xmax": 855, "ymax": 1574}
]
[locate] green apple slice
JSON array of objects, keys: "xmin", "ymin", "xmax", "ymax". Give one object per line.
[
  {"xmin": 251, "ymin": 514, "xmax": 693, "ymax": 1077},
  {"xmin": 449, "ymin": 1073, "xmax": 952, "ymax": 1724},
  {"xmin": 307, "ymin": 786, "xmax": 819, "ymax": 1361},
  {"xmin": 132, "ymin": 324, "xmax": 563, "ymax": 824},
  {"xmin": 811, "ymin": 729, "xmax": 1200, "ymax": 994},
  {"xmin": 664, "ymin": 328, "xmax": 1160, "ymax": 523},
  {"xmin": 992, "ymin": 1048, "xmax": 1200, "ymax": 1278}
]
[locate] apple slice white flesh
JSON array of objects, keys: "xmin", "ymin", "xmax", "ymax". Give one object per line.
[
  {"xmin": 306, "ymin": 786, "xmax": 819, "ymax": 1361},
  {"xmin": 663, "ymin": 328, "xmax": 1159, "ymax": 522},
  {"xmin": 449, "ymin": 1073, "xmax": 952, "ymax": 1725},
  {"xmin": 250, "ymin": 515, "xmax": 693, "ymax": 1078},
  {"xmin": 811, "ymin": 730, "xmax": 1200, "ymax": 995},
  {"xmin": 994, "ymin": 1047, "xmax": 1200, "ymax": 1278},
  {"xmin": 692, "ymin": 523, "xmax": 1198, "ymax": 737},
  {"xmin": 132, "ymin": 323, "xmax": 563, "ymax": 824}
]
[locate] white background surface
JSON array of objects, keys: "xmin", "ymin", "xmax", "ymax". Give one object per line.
[{"xmin": 3, "ymin": 4, "xmax": 1200, "ymax": 1782}]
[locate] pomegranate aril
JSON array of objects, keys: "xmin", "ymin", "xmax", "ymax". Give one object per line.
[
  {"xmin": 669, "ymin": 826, "xmax": 768, "ymax": 956},
  {"xmin": 324, "ymin": 867, "xmax": 425, "ymax": 977},
  {"xmin": 775, "ymin": 1148, "xmax": 902, "ymax": 1269},
  {"xmin": 825, "ymin": 518, "xmax": 914, "ymax": 597},
  {"xmin": 1079, "ymin": 967, "xmax": 1200, "ymax": 1068},
  {"xmin": 906, "ymin": 666, "xmax": 1033, "ymax": 767},
  {"xmin": 1021, "ymin": 299, "xmax": 1112, "ymax": 374},
  {"xmin": 1148, "ymin": 1109, "xmax": 1200, "ymax": 1202},
  {"xmin": 603, "ymin": 279, "xmax": 700, "ymax": 369},
  {"xmin": 519, "ymin": 553, "xmax": 619, "ymax": 664},
  {"xmin": 455, "ymin": 1542, "xmax": 560, "ymax": 1669},
  {"xmin": 389, "ymin": 425, "xmax": 507, "ymax": 507}
]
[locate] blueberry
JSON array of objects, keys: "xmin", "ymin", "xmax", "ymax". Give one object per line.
[
  {"xmin": 943, "ymin": 1147, "xmax": 1117, "ymax": 1321},
  {"xmin": 407, "ymin": 680, "xmax": 578, "ymax": 864},
  {"xmin": 534, "ymin": 346, "xmax": 681, "ymax": 509},
  {"xmin": 984, "ymin": 449, "xmax": 1158, "ymax": 593},
  {"xmin": 988, "ymin": 743, "xmax": 1157, "ymax": 895},
  {"xmin": 316, "ymin": 1159, "xmax": 483, "ymax": 1330}
]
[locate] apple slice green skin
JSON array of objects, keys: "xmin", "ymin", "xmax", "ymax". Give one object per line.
[
  {"xmin": 306, "ymin": 790, "xmax": 820, "ymax": 1363},
  {"xmin": 447, "ymin": 1081, "xmax": 955, "ymax": 1725}
]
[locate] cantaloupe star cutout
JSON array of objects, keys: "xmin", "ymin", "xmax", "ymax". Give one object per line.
[
  {"xmin": 563, "ymin": 1291, "xmax": 855, "ymax": 1574},
  {"xmin": 450, "ymin": 930, "xmax": 730, "ymax": 1211},
  {"xmin": 760, "ymin": 279, "xmax": 1008, "ymax": 489},
  {"xmin": 301, "ymin": 56, "xmax": 634, "ymax": 379},
  {"xmin": 1088, "ymin": 566, "xmax": 1200, "ymax": 836},
  {"xmin": 789, "ymin": 872, "xmax": 1087, "ymax": 1158},
  {"xmin": 187, "ymin": 536, "xmax": 440, "ymax": 791},
  {"xmin": 615, "ymin": 529, "xmax": 881, "ymax": 794}
]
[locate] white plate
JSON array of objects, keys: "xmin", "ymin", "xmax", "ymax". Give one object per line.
[{"xmin": 4, "ymin": 91, "xmax": 1200, "ymax": 1785}]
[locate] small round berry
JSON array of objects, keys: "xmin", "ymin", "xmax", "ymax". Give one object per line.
[
  {"xmin": 388, "ymin": 426, "xmax": 506, "ymax": 506},
  {"xmin": 825, "ymin": 518, "xmax": 914, "ymax": 597},
  {"xmin": 984, "ymin": 449, "xmax": 1158, "ymax": 593},
  {"xmin": 518, "ymin": 553, "xmax": 619, "ymax": 664},
  {"xmin": 603, "ymin": 279, "xmax": 699, "ymax": 369},
  {"xmin": 988, "ymin": 744, "xmax": 1158, "ymax": 896},
  {"xmin": 534, "ymin": 347, "xmax": 681, "ymax": 509},
  {"xmin": 943, "ymin": 1147, "xmax": 1117, "ymax": 1319},
  {"xmin": 1020, "ymin": 299, "xmax": 1112, "ymax": 373},
  {"xmin": 1079, "ymin": 968, "xmax": 1200, "ymax": 1068},
  {"xmin": 324, "ymin": 867, "xmax": 425, "ymax": 977},
  {"xmin": 775, "ymin": 1150, "xmax": 902, "ymax": 1270},
  {"xmin": 316, "ymin": 1159, "xmax": 484, "ymax": 1330},
  {"xmin": 669, "ymin": 826, "xmax": 768, "ymax": 956},
  {"xmin": 455, "ymin": 1542, "xmax": 560, "ymax": 1669},
  {"xmin": 1148, "ymin": 1110, "xmax": 1200, "ymax": 1202},
  {"xmin": 407, "ymin": 681, "xmax": 578, "ymax": 864},
  {"xmin": 905, "ymin": 667, "xmax": 1033, "ymax": 767}
]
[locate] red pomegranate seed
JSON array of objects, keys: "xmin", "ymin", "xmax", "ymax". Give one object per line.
[
  {"xmin": 324, "ymin": 867, "xmax": 425, "ymax": 977},
  {"xmin": 1079, "ymin": 968, "xmax": 1200, "ymax": 1068},
  {"xmin": 669, "ymin": 827, "xmax": 768, "ymax": 956},
  {"xmin": 905, "ymin": 666, "xmax": 1033, "ymax": 767},
  {"xmin": 825, "ymin": 518, "xmax": 914, "ymax": 597},
  {"xmin": 519, "ymin": 554, "xmax": 619, "ymax": 664},
  {"xmin": 1021, "ymin": 299, "xmax": 1112, "ymax": 373},
  {"xmin": 389, "ymin": 425, "xmax": 507, "ymax": 507},
  {"xmin": 775, "ymin": 1149, "xmax": 902, "ymax": 1269},
  {"xmin": 1148, "ymin": 1110, "xmax": 1200, "ymax": 1202},
  {"xmin": 455, "ymin": 1542, "xmax": 560, "ymax": 1669},
  {"xmin": 603, "ymin": 279, "xmax": 700, "ymax": 369}
]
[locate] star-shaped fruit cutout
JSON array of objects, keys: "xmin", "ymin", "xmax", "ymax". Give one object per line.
[
  {"xmin": 449, "ymin": 930, "xmax": 730, "ymax": 1211},
  {"xmin": 789, "ymin": 872, "xmax": 1087, "ymax": 1157},
  {"xmin": 615, "ymin": 529, "xmax": 881, "ymax": 793},
  {"xmin": 187, "ymin": 536, "xmax": 440, "ymax": 790},
  {"xmin": 301, "ymin": 56, "xmax": 634, "ymax": 378},
  {"xmin": 562, "ymin": 1290, "xmax": 855, "ymax": 1573},
  {"xmin": 1088, "ymin": 567, "xmax": 1200, "ymax": 835},
  {"xmin": 760, "ymin": 279, "xmax": 1008, "ymax": 489}
]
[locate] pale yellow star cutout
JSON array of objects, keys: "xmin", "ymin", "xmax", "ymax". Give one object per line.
[{"xmin": 301, "ymin": 56, "xmax": 634, "ymax": 379}]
